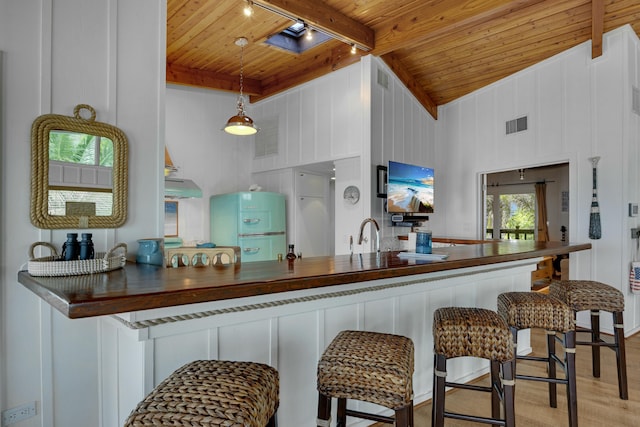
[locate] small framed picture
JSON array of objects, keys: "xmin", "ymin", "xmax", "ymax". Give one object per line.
[
  {"xmin": 376, "ymin": 165, "xmax": 387, "ymax": 198},
  {"xmin": 164, "ymin": 201, "xmax": 178, "ymax": 237}
]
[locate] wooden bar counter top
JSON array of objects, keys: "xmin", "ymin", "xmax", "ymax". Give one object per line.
[{"xmin": 18, "ymin": 240, "xmax": 590, "ymax": 319}]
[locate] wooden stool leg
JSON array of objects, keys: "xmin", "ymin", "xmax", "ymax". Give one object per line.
[
  {"xmin": 395, "ymin": 402, "xmax": 413, "ymax": 427},
  {"xmin": 490, "ymin": 359, "xmax": 501, "ymax": 422},
  {"xmin": 613, "ymin": 311, "xmax": 629, "ymax": 400},
  {"xmin": 564, "ymin": 331, "xmax": 578, "ymax": 427},
  {"xmin": 317, "ymin": 393, "xmax": 331, "ymax": 427},
  {"xmin": 431, "ymin": 353, "xmax": 447, "ymax": 427},
  {"xmin": 336, "ymin": 397, "xmax": 347, "ymax": 427},
  {"xmin": 409, "ymin": 400, "xmax": 415, "ymax": 427},
  {"xmin": 509, "ymin": 327, "xmax": 518, "ymax": 378},
  {"xmin": 591, "ymin": 310, "xmax": 601, "ymax": 378},
  {"xmin": 502, "ymin": 360, "xmax": 516, "ymax": 427},
  {"xmin": 547, "ymin": 330, "xmax": 558, "ymax": 408}
]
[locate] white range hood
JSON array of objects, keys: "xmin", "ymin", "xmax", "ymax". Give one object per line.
[
  {"xmin": 164, "ymin": 147, "xmax": 202, "ymax": 198},
  {"xmin": 165, "ymin": 177, "xmax": 202, "ymax": 199}
]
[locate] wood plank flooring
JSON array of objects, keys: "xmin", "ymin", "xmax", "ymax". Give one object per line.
[{"xmin": 377, "ymin": 328, "xmax": 640, "ymax": 426}]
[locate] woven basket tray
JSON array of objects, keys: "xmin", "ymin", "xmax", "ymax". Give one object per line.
[{"xmin": 28, "ymin": 241, "xmax": 127, "ymax": 277}]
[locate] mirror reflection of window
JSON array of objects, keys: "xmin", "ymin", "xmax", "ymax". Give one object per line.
[{"xmin": 47, "ymin": 130, "xmax": 114, "ymax": 217}]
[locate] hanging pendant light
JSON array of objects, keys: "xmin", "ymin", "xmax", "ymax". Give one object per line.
[{"xmin": 224, "ymin": 37, "xmax": 258, "ymax": 136}]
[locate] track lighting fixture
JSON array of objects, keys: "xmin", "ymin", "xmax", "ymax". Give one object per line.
[{"xmin": 243, "ymin": 0, "xmax": 254, "ymax": 17}]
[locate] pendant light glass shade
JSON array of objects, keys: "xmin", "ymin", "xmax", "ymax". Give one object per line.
[
  {"xmin": 224, "ymin": 113, "xmax": 258, "ymax": 135},
  {"xmin": 224, "ymin": 37, "xmax": 258, "ymax": 136},
  {"xmin": 224, "ymin": 94, "xmax": 257, "ymax": 135}
]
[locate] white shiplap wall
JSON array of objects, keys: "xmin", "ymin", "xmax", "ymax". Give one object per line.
[
  {"xmin": 436, "ymin": 25, "xmax": 640, "ymax": 334},
  {"xmin": 251, "ymin": 65, "xmax": 365, "ymax": 173},
  {"xmin": 2, "ymin": 0, "xmax": 164, "ymax": 426},
  {"xmin": 368, "ymin": 56, "xmax": 438, "ymax": 241},
  {"xmin": 250, "ymin": 64, "xmax": 368, "ymax": 255}
]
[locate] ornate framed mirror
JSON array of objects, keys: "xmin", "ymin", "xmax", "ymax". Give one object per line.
[{"xmin": 30, "ymin": 104, "xmax": 128, "ymax": 229}]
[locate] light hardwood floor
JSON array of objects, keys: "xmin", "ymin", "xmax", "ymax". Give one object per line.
[{"xmin": 378, "ymin": 328, "xmax": 640, "ymax": 426}]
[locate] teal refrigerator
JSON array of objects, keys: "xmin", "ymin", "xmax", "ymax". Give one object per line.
[{"xmin": 210, "ymin": 192, "xmax": 286, "ymax": 262}]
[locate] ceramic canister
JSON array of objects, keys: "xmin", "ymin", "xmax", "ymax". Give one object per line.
[{"xmin": 136, "ymin": 238, "xmax": 164, "ymax": 266}]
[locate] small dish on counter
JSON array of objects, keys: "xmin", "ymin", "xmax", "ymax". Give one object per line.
[{"xmin": 397, "ymin": 252, "xmax": 449, "ymax": 261}]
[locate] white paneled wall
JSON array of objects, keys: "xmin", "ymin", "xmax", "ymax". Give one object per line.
[
  {"xmin": 3, "ymin": 1, "xmax": 164, "ymax": 427},
  {"xmin": 437, "ymin": 26, "xmax": 640, "ymax": 334},
  {"xmin": 251, "ymin": 64, "xmax": 369, "ymax": 256},
  {"xmin": 252, "ymin": 65, "xmax": 364, "ymax": 172},
  {"xmin": 368, "ymin": 56, "xmax": 439, "ymax": 240}
]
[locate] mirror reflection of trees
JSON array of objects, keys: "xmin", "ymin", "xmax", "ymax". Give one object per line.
[
  {"xmin": 49, "ymin": 131, "xmax": 113, "ymax": 166},
  {"xmin": 48, "ymin": 131, "xmax": 115, "ymax": 216}
]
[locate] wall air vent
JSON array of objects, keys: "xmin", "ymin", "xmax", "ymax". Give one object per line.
[
  {"xmin": 255, "ymin": 117, "xmax": 278, "ymax": 158},
  {"xmin": 506, "ymin": 116, "xmax": 528, "ymax": 135},
  {"xmin": 377, "ymin": 68, "xmax": 389, "ymax": 89},
  {"xmin": 632, "ymin": 86, "xmax": 640, "ymax": 116}
]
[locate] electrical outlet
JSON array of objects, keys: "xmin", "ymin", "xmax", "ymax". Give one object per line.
[
  {"xmin": 1, "ymin": 402, "xmax": 36, "ymax": 426},
  {"xmin": 631, "ymin": 228, "xmax": 640, "ymax": 239}
]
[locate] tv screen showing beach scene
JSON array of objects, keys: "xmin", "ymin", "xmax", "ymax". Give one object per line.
[{"xmin": 387, "ymin": 160, "xmax": 434, "ymax": 213}]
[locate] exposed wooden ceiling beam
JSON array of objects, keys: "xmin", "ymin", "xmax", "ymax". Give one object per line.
[
  {"xmin": 373, "ymin": 0, "xmax": 546, "ymax": 56},
  {"xmin": 166, "ymin": 63, "xmax": 263, "ymax": 96},
  {"xmin": 591, "ymin": 0, "xmax": 604, "ymax": 58},
  {"xmin": 252, "ymin": 0, "xmax": 375, "ymax": 51},
  {"xmin": 382, "ymin": 53, "xmax": 438, "ymax": 120}
]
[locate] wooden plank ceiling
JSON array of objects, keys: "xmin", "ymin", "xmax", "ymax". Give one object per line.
[{"xmin": 167, "ymin": 0, "xmax": 640, "ymax": 119}]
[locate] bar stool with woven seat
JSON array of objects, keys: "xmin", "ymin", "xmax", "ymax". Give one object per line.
[
  {"xmin": 316, "ymin": 330, "xmax": 414, "ymax": 427},
  {"xmin": 549, "ymin": 280, "xmax": 628, "ymax": 400},
  {"xmin": 432, "ymin": 307, "xmax": 516, "ymax": 427},
  {"xmin": 123, "ymin": 359, "xmax": 279, "ymax": 427},
  {"xmin": 497, "ymin": 292, "xmax": 577, "ymax": 427}
]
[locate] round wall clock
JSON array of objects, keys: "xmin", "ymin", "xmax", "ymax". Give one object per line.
[{"xmin": 343, "ymin": 185, "xmax": 360, "ymax": 204}]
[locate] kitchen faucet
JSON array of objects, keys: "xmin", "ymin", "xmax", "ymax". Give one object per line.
[{"xmin": 358, "ymin": 218, "xmax": 380, "ymax": 253}]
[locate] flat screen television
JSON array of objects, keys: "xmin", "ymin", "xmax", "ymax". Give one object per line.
[{"xmin": 387, "ymin": 160, "xmax": 434, "ymax": 213}]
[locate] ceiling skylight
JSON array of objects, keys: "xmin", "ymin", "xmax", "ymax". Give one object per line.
[{"xmin": 265, "ymin": 22, "xmax": 331, "ymax": 54}]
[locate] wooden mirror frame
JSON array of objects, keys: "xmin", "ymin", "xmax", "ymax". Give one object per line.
[{"xmin": 30, "ymin": 104, "xmax": 128, "ymax": 229}]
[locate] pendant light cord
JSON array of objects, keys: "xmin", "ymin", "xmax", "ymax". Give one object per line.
[{"xmin": 237, "ymin": 39, "xmax": 247, "ymax": 114}]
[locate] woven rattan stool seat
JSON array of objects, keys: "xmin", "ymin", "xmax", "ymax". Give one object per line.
[
  {"xmin": 317, "ymin": 330, "xmax": 414, "ymax": 409},
  {"xmin": 124, "ymin": 360, "xmax": 279, "ymax": 427},
  {"xmin": 433, "ymin": 306, "xmax": 514, "ymax": 361},
  {"xmin": 549, "ymin": 280, "xmax": 628, "ymax": 400},
  {"xmin": 498, "ymin": 291, "xmax": 575, "ymax": 332},
  {"xmin": 432, "ymin": 307, "xmax": 515, "ymax": 427},
  {"xmin": 549, "ymin": 280, "xmax": 624, "ymax": 313},
  {"xmin": 316, "ymin": 330, "xmax": 414, "ymax": 426}
]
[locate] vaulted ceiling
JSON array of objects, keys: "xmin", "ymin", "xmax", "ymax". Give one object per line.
[{"xmin": 167, "ymin": 0, "xmax": 640, "ymax": 119}]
